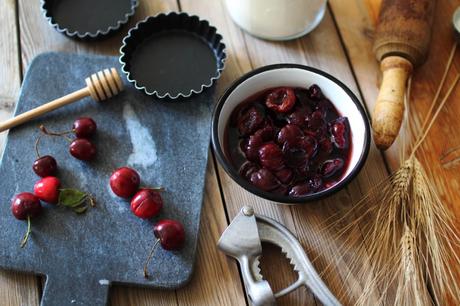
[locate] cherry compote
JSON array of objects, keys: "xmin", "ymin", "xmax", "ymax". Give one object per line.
[{"xmin": 226, "ymin": 85, "xmax": 352, "ymax": 197}]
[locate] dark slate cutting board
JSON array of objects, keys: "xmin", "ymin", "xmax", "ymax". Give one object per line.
[{"xmin": 0, "ymin": 52, "xmax": 214, "ymax": 306}]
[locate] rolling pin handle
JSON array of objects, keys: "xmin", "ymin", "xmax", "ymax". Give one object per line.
[{"xmin": 372, "ymin": 56, "xmax": 413, "ymax": 150}]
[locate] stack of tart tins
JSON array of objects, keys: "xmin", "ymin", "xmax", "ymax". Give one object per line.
[
  {"xmin": 119, "ymin": 12, "xmax": 227, "ymax": 99},
  {"xmin": 41, "ymin": 0, "xmax": 138, "ymax": 39}
]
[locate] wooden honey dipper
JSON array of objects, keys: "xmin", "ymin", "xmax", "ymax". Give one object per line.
[
  {"xmin": 0, "ymin": 68, "xmax": 124, "ymax": 133},
  {"xmin": 372, "ymin": 0, "xmax": 436, "ymax": 150}
]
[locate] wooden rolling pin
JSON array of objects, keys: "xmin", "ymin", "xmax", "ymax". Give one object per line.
[
  {"xmin": 372, "ymin": 0, "xmax": 436, "ymax": 150},
  {"xmin": 0, "ymin": 68, "xmax": 124, "ymax": 133}
]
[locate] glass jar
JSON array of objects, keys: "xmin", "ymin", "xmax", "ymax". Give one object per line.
[{"xmin": 224, "ymin": 0, "xmax": 327, "ymax": 41}]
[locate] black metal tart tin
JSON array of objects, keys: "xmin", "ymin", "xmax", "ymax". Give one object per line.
[
  {"xmin": 119, "ymin": 12, "xmax": 227, "ymax": 99},
  {"xmin": 41, "ymin": 0, "xmax": 138, "ymax": 39}
]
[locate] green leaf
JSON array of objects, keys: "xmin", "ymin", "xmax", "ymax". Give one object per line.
[
  {"xmin": 58, "ymin": 189, "xmax": 87, "ymax": 208},
  {"xmin": 73, "ymin": 205, "xmax": 88, "ymax": 214}
]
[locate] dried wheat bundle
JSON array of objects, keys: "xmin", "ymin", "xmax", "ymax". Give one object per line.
[{"xmin": 323, "ymin": 43, "xmax": 460, "ymax": 305}]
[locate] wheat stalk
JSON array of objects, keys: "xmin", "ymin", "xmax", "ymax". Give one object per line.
[{"xmin": 322, "ymin": 42, "xmax": 460, "ymax": 305}]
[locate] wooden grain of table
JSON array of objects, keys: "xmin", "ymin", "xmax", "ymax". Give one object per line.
[{"xmin": 1, "ymin": 0, "xmax": 459, "ymax": 305}]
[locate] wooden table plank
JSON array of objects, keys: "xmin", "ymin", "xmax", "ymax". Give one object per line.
[
  {"xmin": 14, "ymin": 1, "xmax": 245, "ymax": 305},
  {"xmin": 330, "ymin": 0, "xmax": 460, "ymax": 247},
  {"xmin": 181, "ymin": 0, "xmax": 388, "ymax": 305},
  {"xmin": 0, "ymin": 0, "xmax": 41, "ymax": 305}
]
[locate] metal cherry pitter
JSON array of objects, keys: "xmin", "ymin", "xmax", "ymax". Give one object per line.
[{"xmin": 218, "ymin": 206, "xmax": 341, "ymax": 306}]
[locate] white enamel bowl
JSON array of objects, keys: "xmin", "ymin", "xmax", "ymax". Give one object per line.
[{"xmin": 211, "ymin": 64, "xmax": 370, "ymax": 203}]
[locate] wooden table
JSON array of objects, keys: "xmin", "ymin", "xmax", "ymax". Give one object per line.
[{"xmin": 1, "ymin": 0, "xmax": 459, "ymax": 305}]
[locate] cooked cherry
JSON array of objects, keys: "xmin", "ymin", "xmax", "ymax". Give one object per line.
[
  {"xmin": 110, "ymin": 167, "xmax": 141, "ymax": 198},
  {"xmin": 73, "ymin": 117, "xmax": 97, "ymax": 138},
  {"xmin": 226, "ymin": 85, "xmax": 351, "ymax": 197},
  {"xmin": 258, "ymin": 143, "xmax": 285, "ymax": 171},
  {"xmin": 287, "ymin": 106, "xmax": 311, "ymax": 128},
  {"xmin": 11, "ymin": 192, "xmax": 42, "ymax": 220},
  {"xmin": 33, "ymin": 155, "xmax": 57, "ymax": 177},
  {"xmin": 265, "ymin": 87, "xmax": 296, "ymax": 113},
  {"xmin": 319, "ymin": 158, "xmax": 344, "ymax": 178},
  {"xmin": 250, "ymin": 168, "xmax": 280, "ymax": 191},
  {"xmin": 242, "ymin": 134, "xmax": 263, "ymax": 162},
  {"xmin": 254, "ymin": 119, "xmax": 276, "ymax": 141},
  {"xmin": 308, "ymin": 84, "xmax": 323, "ymax": 100},
  {"xmin": 319, "ymin": 137, "xmax": 333, "ymax": 154},
  {"xmin": 239, "ymin": 162, "xmax": 259, "ymax": 180},
  {"xmin": 131, "ymin": 189, "xmax": 163, "ymax": 219},
  {"xmin": 307, "ymin": 110, "xmax": 325, "ymax": 130},
  {"xmin": 277, "ymin": 124, "xmax": 303, "ymax": 147},
  {"xmin": 274, "ymin": 168, "xmax": 294, "ymax": 184},
  {"xmin": 289, "ymin": 184, "xmax": 311, "ymax": 197},
  {"xmin": 34, "ymin": 176, "xmax": 60, "ymax": 204},
  {"xmin": 69, "ymin": 138, "xmax": 96, "ymax": 161},
  {"xmin": 330, "ymin": 117, "xmax": 350, "ymax": 149},
  {"xmin": 237, "ymin": 106, "xmax": 264, "ymax": 136},
  {"xmin": 308, "ymin": 175, "xmax": 323, "ymax": 191}
]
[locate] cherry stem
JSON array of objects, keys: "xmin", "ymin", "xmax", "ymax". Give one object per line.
[
  {"xmin": 20, "ymin": 216, "xmax": 31, "ymax": 248},
  {"xmin": 143, "ymin": 238, "xmax": 160, "ymax": 278},
  {"xmin": 40, "ymin": 125, "xmax": 73, "ymax": 142},
  {"xmin": 35, "ymin": 135, "xmax": 42, "ymax": 159},
  {"xmin": 88, "ymin": 194, "xmax": 96, "ymax": 207},
  {"xmin": 143, "ymin": 187, "xmax": 165, "ymax": 192}
]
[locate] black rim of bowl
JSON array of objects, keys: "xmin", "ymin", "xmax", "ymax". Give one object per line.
[
  {"xmin": 119, "ymin": 12, "xmax": 227, "ymax": 99},
  {"xmin": 211, "ymin": 63, "xmax": 371, "ymax": 204},
  {"xmin": 41, "ymin": 0, "xmax": 139, "ymax": 39}
]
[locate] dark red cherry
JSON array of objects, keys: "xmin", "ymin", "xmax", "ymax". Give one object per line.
[
  {"xmin": 69, "ymin": 138, "xmax": 96, "ymax": 161},
  {"xmin": 254, "ymin": 120, "xmax": 276, "ymax": 141},
  {"xmin": 308, "ymin": 84, "xmax": 323, "ymax": 100},
  {"xmin": 73, "ymin": 117, "xmax": 97, "ymax": 138},
  {"xmin": 250, "ymin": 168, "xmax": 280, "ymax": 191},
  {"xmin": 329, "ymin": 117, "xmax": 350, "ymax": 149},
  {"xmin": 110, "ymin": 167, "xmax": 140, "ymax": 198},
  {"xmin": 265, "ymin": 87, "xmax": 296, "ymax": 113},
  {"xmin": 308, "ymin": 175, "xmax": 323, "ymax": 191},
  {"xmin": 33, "ymin": 155, "xmax": 57, "ymax": 177},
  {"xmin": 277, "ymin": 124, "xmax": 304, "ymax": 147},
  {"xmin": 307, "ymin": 110, "xmax": 325, "ymax": 130},
  {"xmin": 319, "ymin": 158, "xmax": 344, "ymax": 178},
  {"xmin": 239, "ymin": 162, "xmax": 259, "ymax": 180},
  {"xmin": 131, "ymin": 189, "xmax": 163, "ymax": 219},
  {"xmin": 258, "ymin": 143, "xmax": 285, "ymax": 171},
  {"xmin": 11, "ymin": 192, "xmax": 42, "ymax": 220},
  {"xmin": 319, "ymin": 137, "xmax": 333, "ymax": 154},
  {"xmin": 237, "ymin": 106, "xmax": 265, "ymax": 136},
  {"xmin": 274, "ymin": 168, "xmax": 294, "ymax": 184},
  {"xmin": 34, "ymin": 176, "xmax": 60, "ymax": 204},
  {"xmin": 242, "ymin": 134, "xmax": 263, "ymax": 162},
  {"xmin": 287, "ymin": 106, "xmax": 311, "ymax": 128},
  {"xmin": 154, "ymin": 219, "xmax": 186, "ymax": 251},
  {"xmin": 289, "ymin": 184, "xmax": 311, "ymax": 197}
]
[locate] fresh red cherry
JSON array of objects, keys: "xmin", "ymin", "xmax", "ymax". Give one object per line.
[
  {"xmin": 34, "ymin": 177, "xmax": 61, "ymax": 204},
  {"xmin": 11, "ymin": 192, "xmax": 42, "ymax": 220},
  {"xmin": 109, "ymin": 167, "xmax": 140, "ymax": 198},
  {"xmin": 239, "ymin": 162, "xmax": 259, "ymax": 180},
  {"xmin": 73, "ymin": 117, "xmax": 97, "ymax": 138},
  {"xmin": 274, "ymin": 168, "xmax": 294, "ymax": 184},
  {"xmin": 131, "ymin": 189, "xmax": 163, "ymax": 219},
  {"xmin": 11, "ymin": 192, "xmax": 42, "ymax": 247},
  {"xmin": 154, "ymin": 219, "xmax": 186, "ymax": 251},
  {"xmin": 265, "ymin": 87, "xmax": 296, "ymax": 113},
  {"xmin": 144, "ymin": 219, "xmax": 186, "ymax": 278},
  {"xmin": 33, "ymin": 155, "xmax": 57, "ymax": 177},
  {"xmin": 69, "ymin": 138, "xmax": 96, "ymax": 161},
  {"xmin": 258, "ymin": 142, "xmax": 284, "ymax": 171}
]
